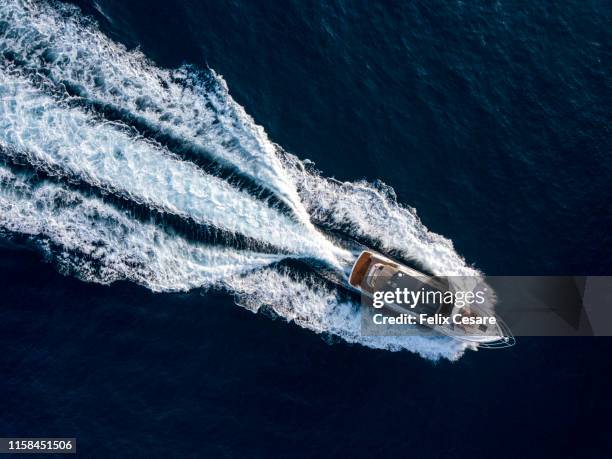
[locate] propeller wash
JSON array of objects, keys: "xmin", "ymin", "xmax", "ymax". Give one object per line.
[{"xmin": 0, "ymin": 0, "xmax": 482, "ymax": 361}]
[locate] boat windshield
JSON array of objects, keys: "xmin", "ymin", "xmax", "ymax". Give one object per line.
[{"xmin": 366, "ymin": 263, "xmax": 395, "ymax": 289}]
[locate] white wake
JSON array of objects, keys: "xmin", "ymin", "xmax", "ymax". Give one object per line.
[
  {"xmin": 0, "ymin": 68, "xmax": 342, "ymax": 263},
  {"xmin": 0, "ymin": 0, "xmax": 481, "ymax": 360},
  {"xmin": 0, "ymin": 0, "xmax": 312, "ymax": 226},
  {"xmin": 0, "ymin": 165, "xmax": 284, "ymax": 291}
]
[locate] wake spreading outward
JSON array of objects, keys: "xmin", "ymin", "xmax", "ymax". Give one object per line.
[{"xmin": 0, "ymin": 0, "xmax": 480, "ymax": 360}]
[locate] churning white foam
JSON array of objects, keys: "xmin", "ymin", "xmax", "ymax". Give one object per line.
[
  {"xmin": 283, "ymin": 154, "xmax": 480, "ymax": 277},
  {"xmin": 0, "ymin": 68, "xmax": 341, "ymax": 262},
  {"xmin": 0, "ymin": 0, "xmax": 311, "ymax": 226},
  {"xmin": 0, "ymin": 165, "xmax": 283, "ymax": 291},
  {"xmin": 0, "ymin": 165, "xmax": 469, "ymax": 360},
  {"xmin": 225, "ymin": 267, "xmax": 469, "ymax": 361},
  {"xmin": 0, "ymin": 0, "xmax": 482, "ymax": 359}
]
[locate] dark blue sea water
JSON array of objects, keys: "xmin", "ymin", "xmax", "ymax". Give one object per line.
[{"xmin": 1, "ymin": 0, "xmax": 611, "ymax": 457}]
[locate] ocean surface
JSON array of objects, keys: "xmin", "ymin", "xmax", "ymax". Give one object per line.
[{"xmin": 0, "ymin": 0, "xmax": 610, "ymax": 457}]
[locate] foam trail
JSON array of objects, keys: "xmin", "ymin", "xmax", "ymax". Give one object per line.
[
  {"xmin": 226, "ymin": 267, "xmax": 470, "ymax": 361},
  {"xmin": 0, "ymin": 165, "xmax": 283, "ymax": 291},
  {"xmin": 0, "ymin": 0, "xmax": 311, "ymax": 226},
  {"xmin": 0, "ymin": 1, "xmax": 483, "ymax": 359},
  {"xmin": 0, "ymin": 69, "xmax": 343, "ymax": 263},
  {"xmin": 0, "ymin": 164, "xmax": 468, "ymax": 360},
  {"xmin": 283, "ymin": 154, "xmax": 480, "ymax": 277}
]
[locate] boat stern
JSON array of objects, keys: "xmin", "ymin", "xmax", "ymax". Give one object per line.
[{"xmin": 348, "ymin": 251, "xmax": 373, "ymax": 288}]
